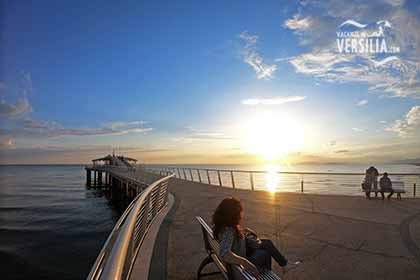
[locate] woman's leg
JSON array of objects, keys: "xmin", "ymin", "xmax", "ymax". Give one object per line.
[
  {"xmin": 247, "ymin": 249, "xmax": 272, "ymax": 271},
  {"xmin": 260, "ymin": 239, "xmax": 288, "ymax": 267}
]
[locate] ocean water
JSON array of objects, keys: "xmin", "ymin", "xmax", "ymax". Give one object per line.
[
  {"xmin": 0, "ymin": 165, "xmax": 119, "ymax": 280},
  {"xmin": 148, "ymin": 163, "xmax": 420, "ymax": 195}
]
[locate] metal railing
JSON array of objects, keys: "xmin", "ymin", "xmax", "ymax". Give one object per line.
[
  {"xmin": 86, "ymin": 172, "xmax": 174, "ymax": 280},
  {"xmin": 146, "ymin": 166, "xmax": 419, "ymax": 197}
]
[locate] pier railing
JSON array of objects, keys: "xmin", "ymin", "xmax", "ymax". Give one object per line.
[
  {"xmin": 146, "ymin": 166, "xmax": 419, "ymax": 197},
  {"xmin": 86, "ymin": 172, "xmax": 174, "ymax": 280}
]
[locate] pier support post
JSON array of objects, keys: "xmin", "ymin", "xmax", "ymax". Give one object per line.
[
  {"xmin": 250, "ymin": 173, "xmax": 254, "ymax": 190},
  {"xmin": 183, "ymin": 169, "xmax": 187, "ymax": 180},
  {"xmin": 86, "ymin": 170, "xmax": 91, "ymax": 186},
  {"xmin": 94, "ymin": 171, "xmax": 97, "ymax": 187},
  {"xmin": 98, "ymin": 172, "xmax": 102, "ymax": 187},
  {"xmin": 414, "ymin": 183, "xmax": 417, "ymax": 197},
  {"xmin": 301, "ymin": 180, "xmax": 304, "ymax": 193}
]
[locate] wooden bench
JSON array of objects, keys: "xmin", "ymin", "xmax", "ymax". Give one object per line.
[
  {"xmin": 362, "ymin": 181, "xmax": 405, "ymax": 200},
  {"xmin": 196, "ymin": 216, "xmax": 281, "ymax": 280}
]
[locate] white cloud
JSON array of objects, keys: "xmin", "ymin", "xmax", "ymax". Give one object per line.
[
  {"xmin": 241, "ymin": 96, "xmax": 306, "ymax": 105},
  {"xmin": 384, "ymin": 0, "xmax": 405, "ymax": 7},
  {"xmin": 352, "ymin": 127, "xmax": 365, "ymax": 132},
  {"xmin": 186, "ymin": 127, "xmax": 233, "ymax": 140},
  {"xmin": 0, "ymin": 98, "xmax": 32, "ymax": 118},
  {"xmin": 328, "ymin": 140, "xmax": 337, "ymax": 146},
  {"xmin": 357, "ymin": 99, "xmax": 368, "ymax": 106},
  {"xmin": 104, "ymin": 120, "xmax": 147, "ymax": 129},
  {"xmin": 284, "ymin": 15, "xmax": 312, "ymax": 31},
  {"xmin": 239, "ymin": 31, "xmax": 277, "ymax": 80},
  {"xmin": 15, "ymin": 119, "xmax": 153, "ymax": 138},
  {"xmin": 284, "ymin": 0, "xmax": 420, "ymax": 98},
  {"xmin": 386, "ymin": 105, "xmax": 420, "ymax": 137},
  {"xmin": 0, "ymin": 138, "xmax": 14, "ymax": 149}
]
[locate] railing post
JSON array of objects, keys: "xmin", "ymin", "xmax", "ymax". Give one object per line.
[
  {"xmin": 182, "ymin": 168, "xmax": 187, "ymax": 180},
  {"xmin": 197, "ymin": 169, "xmax": 202, "ymax": 183},
  {"xmin": 189, "ymin": 168, "xmax": 193, "ymax": 181},
  {"xmin": 301, "ymin": 180, "xmax": 304, "ymax": 193},
  {"xmin": 217, "ymin": 170, "xmax": 222, "ymax": 186},
  {"xmin": 230, "ymin": 171, "xmax": 235, "ymax": 189},
  {"xmin": 206, "ymin": 170, "xmax": 211, "ymax": 184},
  {"xmin": 414, "ymin": 183, "xmax": 417, "ymax": 197},
  {"xmin": 250, "ymin": 172, "xmax": 254, "ymax": 190}
]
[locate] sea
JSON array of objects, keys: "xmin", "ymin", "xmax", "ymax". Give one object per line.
[
  {"xmin": 0, "ymin": 163, "xmax": 419, "ymax": 279},
  {"xmin": 0, "ymin": 165, "xmax": 120, "ymax": 280}
]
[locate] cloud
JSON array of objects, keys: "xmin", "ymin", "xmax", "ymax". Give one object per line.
[
  {"xmin": 334, "ymin": 149, "xmax": 350, "ymax": 153},
  {"xmin": 384, "ymin": 0, "xmax": 405, "ymax": 7},
  {"xmin": 386, "ymin": 105, "xmax": 420, "ymax": 137},
  {"xmin": 0, "ymin": 98, "xmax": 32, "ymax": 118},
  {"xmin": 239, "ymin": 31, "xmax": 277, "ymax": 80},
  {"xmin": 241, "ymin": 96, "xmax": 306, "ymax": 105},
  {"xmin": 328, "ymin": 140, "xmax": 337, "ymax": 146},
  {"xmin": 173, "ymin": 127, "xmax": 234, "ymax": 143},
  {"xmin": 5, "ymin": 119, "xmax": 153, "ymax": 138},
  {"xmin": 284, "ymin": 15, "xmax": 313, "ymax": 31},
  {"xmin": 104, "ymin": 121, "xmax": 147, "ymax": 129},
  {"xmin": 352, "ymin": 127, "xmax": 365, "ymax": 132},
  {"xmin": 0, "ymin": 138, "xmax": 14, "ymax": 149},
  {"xmin": 357, "ymin": 99, "xmax": 368, "ymax": 106},
  {"xmin": 284, "ymin": 0, "xmax": 420, "ymax": 98}
]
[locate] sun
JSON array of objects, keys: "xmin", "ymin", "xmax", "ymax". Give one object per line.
[{"xmin": 240, "ymin": 111, "xmax": 304, "ymax": 160}]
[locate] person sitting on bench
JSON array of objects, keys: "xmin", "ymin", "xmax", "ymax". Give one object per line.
[
  {"xmin": 212, "ymin": 196, "xmax": 288, "ymax": 278},
  {"xmin": 380, "ymin": 172, "xmax": 394, "ymax": 200}
]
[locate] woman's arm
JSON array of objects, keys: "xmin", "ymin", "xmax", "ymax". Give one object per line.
[
  {"xmin": 244, "ymin": 227, "xmax": 258, "ymax": 237},
  {"xmin": 223, "ymin": 251, "xmax": 260, "ymax": 278},
  {"xmin": 218, "ymin": 227, "xmax": 259, "ymax": 278}
]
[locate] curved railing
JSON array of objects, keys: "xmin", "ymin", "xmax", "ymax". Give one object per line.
[
  {"xmin": 146, "ymin": 166, "xmax": 419, "ymax": 197},
  {"xmin": 86, "ymin": 173, "xmax": 174, "ymax": 280}
]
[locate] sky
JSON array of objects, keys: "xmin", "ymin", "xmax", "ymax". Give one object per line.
[{"xmin": 0, "ymin": 0, "xmax": 419, "ymax": 164}]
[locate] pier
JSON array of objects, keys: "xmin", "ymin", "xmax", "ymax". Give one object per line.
[{"xmin": 85, "ymin": 157, "xmax": 420, "ymax": 280}]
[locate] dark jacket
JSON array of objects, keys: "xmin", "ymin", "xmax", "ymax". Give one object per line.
[{"xmin": 380, "ymin": 177, "xmax": 392, "ymax": 190}]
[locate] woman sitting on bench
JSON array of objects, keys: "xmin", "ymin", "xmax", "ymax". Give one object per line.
[{"xmin": 213, "ymin": 196, "xmax": 288, "ymax": 278}]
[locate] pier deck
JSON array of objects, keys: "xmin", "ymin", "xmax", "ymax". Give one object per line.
[{"xmin": 156, "ymin": 176, "xmax": 420, "ymax": 280}]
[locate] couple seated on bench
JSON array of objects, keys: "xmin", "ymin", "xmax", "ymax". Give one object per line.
[
  {"xmin": 362, "ymin": 172, "xmax": 394, "ymax": 200},
  {"xmin": 213, "ymin": 196, "xmax": 288, "ymax": 278}
]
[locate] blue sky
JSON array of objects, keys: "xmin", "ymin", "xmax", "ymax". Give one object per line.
[{"xmin": 1, "ymin": 0, "xmax": 419, "ymax": 164}]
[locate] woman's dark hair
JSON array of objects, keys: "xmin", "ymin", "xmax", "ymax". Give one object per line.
[{"xmin": 212, "ymin": 196, "xmax": 244, "ymax": 240}]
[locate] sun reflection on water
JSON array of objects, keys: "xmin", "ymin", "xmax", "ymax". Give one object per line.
[{"xmin": 264, "ymin": 164, "xmax": 281, "ymax": 193}]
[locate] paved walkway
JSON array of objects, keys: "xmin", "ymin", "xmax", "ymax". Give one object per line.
[{"xmin": 159, "ymin": 177, "xmax": 420, "ymax": 280}]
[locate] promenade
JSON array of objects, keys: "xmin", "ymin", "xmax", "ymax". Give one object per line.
[{"xmin": 151, "ymin": 176, "xmax": 420, "ymax": 280}]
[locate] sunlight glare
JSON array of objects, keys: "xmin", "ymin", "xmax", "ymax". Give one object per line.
[{"xmin": 241, "ymin": 112, "xmax": 304, "ymax": 160}]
